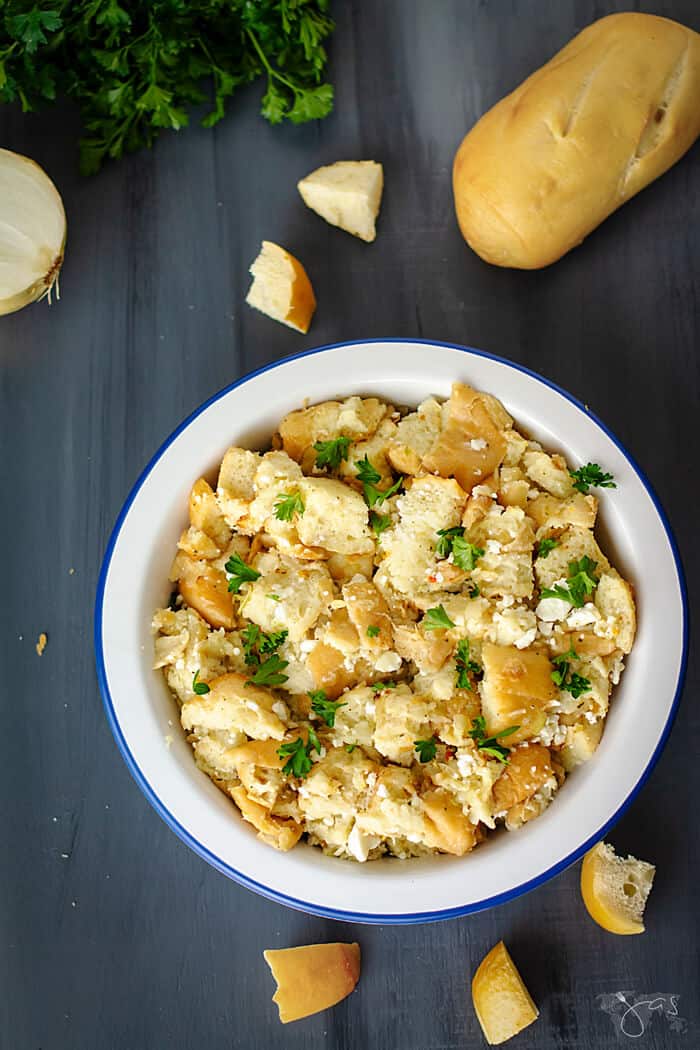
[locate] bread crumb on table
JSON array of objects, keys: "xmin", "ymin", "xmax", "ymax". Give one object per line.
[{"xmin": 36, "ymin": 632, "xmax": 48, "ymax": 656}]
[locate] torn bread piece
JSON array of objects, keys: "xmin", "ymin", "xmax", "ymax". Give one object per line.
[
  {"xmin": 298, "ymin": 160, "xmax": 383, "ymax": 242},
  {"xmin": 246, "ymin": 241, "xmax": 316, "ymax": 333}
]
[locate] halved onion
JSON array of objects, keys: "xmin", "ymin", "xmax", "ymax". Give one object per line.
[{"xmin": 0, "ymin": 148, "xmax": 66, "ymax": 317}]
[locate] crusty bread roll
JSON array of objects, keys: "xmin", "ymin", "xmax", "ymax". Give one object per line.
[{"xmin": 453, "ymin": 13, "xmax": 700, "ymax": 269}]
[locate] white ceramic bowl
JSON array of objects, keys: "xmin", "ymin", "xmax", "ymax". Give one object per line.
[{"xmin": 95, "ymin": 340, "xmax": 687, "ymax": 923}]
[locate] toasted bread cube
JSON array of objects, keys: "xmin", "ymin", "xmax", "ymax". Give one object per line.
[
  {"xmin": 387, "ymin": 398, "xmax": 444, "ymax": 475},
  {"xmin": 373, "ymin": 685, "xmax": 431, "ymax": 765},
  {"xmin": 342, "ymin": 578, "xmax": 393, "ymax": 651},
  {"xmin": 534, "ymin": 526, "xmax": 610, "ymax": 590},
  {"xmin": 423, "ymin": 382, "xmax": 507, "ymax": 492},
  {"xmin": 230, "ymin": 786, "xmax": 302, "ymax": 852},
  {"xmin": 480, "ymin": 643, "xmax": 557, "ymax": 743},
  {"xmin": 339, "ymin": 417, "xmax": 398, "ymax": 487},
  {"xmin": 492, "ymin": 744, "xmax": 554, "ymax": 810},
  {"xmin": 245, "ymin": 241, "xmax": 316, "ymax": 333},
  {"xmin": 523, "ymin": 448, "xmax": 575, "ymax": 498},
  {"xmin": 278, "ymin": 396, "xmax": 388, "ymax": 464},
  {"xmin": 421, "ymin": 789, "xmax": 478, "ymax": 855},
  {"xmin": 594, "ymin": 571, "xmax": 636, "ymax": 653},
  {"xmin": 188, "ymin": 478, "xmax": 231, "ymax": 549},
  {"xmin": 298, "ymin": 159, "xmax": 383, "ymax": 242},
  {"xmin": 181, "ymin": 672, "xmax": 286, "ymax": 741},
  {"xmin": 264, "ymin": 942, "xmax": 361, "ymax": 1023},
  {"xmin": 392, "ymin": 623, "xmax": 453, "ymax": 674},
  {"xmin": 306, "ymin": 641, "xmax": 358, "ymax": 699},
  {"xmin": 297, "ymin": 476, "xmax": 374, "ymax": 555},
  {"xmin": 380, "ymin": 475, "xmax": 467, "ymax": 597},
  {"xmin": 527, "ymin": 492, "xmax": 597, "ymax": 529},
  {"xmin": 241, "ymin": 552, "xmax": 333, "ymax": 643},
  {"xmin": 560, "ymin": 719, "xmax": 604, "ymax": 772},
  {"xmin": 172, "ymin": 551, "xmax": 235, "ymax": 630},
  {"xmin": 216, "ymin": 446, "xmax": 260, "ymax": 526}
]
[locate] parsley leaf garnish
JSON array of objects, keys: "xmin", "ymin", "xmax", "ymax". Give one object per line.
[
  {"xmin": 313, "ymin": 437, "xmax": 351, "ymax": 471},
  {"xmin": 540, "ymin": 556, "xmax": 599, "ymax": 608},
  {"xmin": 242, "ymin": 624, "xmax": 288, "ymax": 667},
  {"xmin": 536, "ymin": 538, "xmax": 559, "ymax": 560},
  {"xmin": 468, "ymin": 583, "xmax": 481, "ymax": 599},
  {"xmin": 355, "ymin": 457, "xmax": 403, "ymax": 508},
  {"xmin": 551, "ymin": 649, "xmax": 591, "ymax": 698},
  {"xmin": 225, "ymin": 552, "xmax": 261, "ymax": 594},
  {"xmin": 455, "ymin": 639, "xmax": 481, "ymax": 690},
  {"xmin": 366, "ymin": 625, "xmax": 380, "ymax": 638},
  {"xmin": 277, "ymin": 729, "xmax": 320, "ymax": 779},
  {"xmin": 452, "ymin": 538, "xmax": 485, "ymax": 572},
  {"xmin": 345, "ymin": 743, "xmax": 357, "ymax": 753},
  {"xmin": 435, "ymin": 526, "xmax": 464, "ymax": 559},
  {"xmin": 370, "ymin": 511, "xmax": 392, "ymax": 536},
  {"xmin": 435, "ymin": 527, "xmax": 483, "ymax": 571},
  {"xmin": 424, "ymin": 605, "xmax": 455, "ymax": 631},
  {"xmin": 414, "ymin": 737, "xmax": 438, "ymax": 763},
  {"xmin": 274, "ymin": 491, "xmax": 305, "ymax": 521},
  {"xmin": 192, "ymin": 670, "xmax": 210, "ymax": 695},
  {"xmin": 246, "ymin": 653, "xmax": 289, "ymax": 687},
  {"xmin": 468, "ymin": 716, "xmax": 520, "ymax": 764},
  {"xmin": 309, "ymin": 689, "xmax": 346, "ymax": 727},
  {"xmin": 569, "ymin": 463, "xmax": 616, "ymax": 494},
  {"xmin": 370, "ymin": 680, "xmax": 396, "ymax": 693}
]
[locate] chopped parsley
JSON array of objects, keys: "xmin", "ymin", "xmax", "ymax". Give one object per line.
[
  {"xmin": 468, "ymin": 716, "xmax": 520, "ymax": 764},
  {"xmin": 313, "ymin": 437, "xmax": 351, "ymax": 471},
  {"xmin": 274, "ymin": 491, "xmax": 305, "ymax": 521},
  {"xmin": 540, "ymin": 556, "xmax": 599, "ymax": 608},
  {"xmin": 192, "ymin": 670, "xmax": 210, "ymax": 695},
  {"xmin": 246, "ymin": 653, "xmax": 289, "ymax": 687},
  {"xmin": 267, "ymin": 593, "xmax": 281, "ymax": 601},
  {"xmin": 424, "ymin": 605, "xmax": 455, "ymax": 631},
  {"xmin": 241, "ymin": 624, "xmax": 287, "ymax": 667},
  {"xmin": 414, "ymin": 737, "xmax": 438, "ymax": 763},
  {"xmin": 468, "ymin": 582, "xmax": 481, "ymax": 599},
  {"xmin": 436, "ymin": 526, "xmax": 483, "ymax": 571},
  {"xmin": 370, "ymin": 511, "xmax": 392, "ymax": 537},
  {"xmin": 551, "ymin": 649, "xmax": 591, "ymax": 698},
  {"xmin": 355, "ymin": 456, "xmax": 403, "ymax": 508},
  {"xmin": 370, "ymin": 680, "xmax": 396, "ymax": 693},
  {"xmin": 536, "ymin": 538, "xmax": 559, "ymax": 560},
  {"xmin": 224, "ymin": 552, "xmax": 261, "ymax": 594},
  {"xmin": 569, "ymin": 463, "xmax": 616, "ymax": 494},
  {"xmin": 435, "ymin": 526, "xmax": 465, "ymax": 559},
  {"xmin": 309, "ymin": 689, "xmax": 346, "ymax": 728},
  {"xmin": 278, "ymin": 729, "xmax": 320, "ymax": 779},
  {"xmin": 345, "ymin": 744, "xmax": 357, "ymax": 754},
  {"xmin": 455, "ymin": 639, "xmax": 481, "ymax": 690},
  {"xmin": 366, "ymin": 625, "xmax": 380, "ymax": 638}
]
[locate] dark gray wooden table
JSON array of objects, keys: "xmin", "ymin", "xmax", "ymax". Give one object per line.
[{"xmin": 2, "ymin": 2, "xmax": 698, "ymax": 1048}]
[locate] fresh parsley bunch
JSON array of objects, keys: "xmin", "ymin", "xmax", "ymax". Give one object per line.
[{"xmin": 0, "ymin": 0, "xmax": 335, "ymax": 174}]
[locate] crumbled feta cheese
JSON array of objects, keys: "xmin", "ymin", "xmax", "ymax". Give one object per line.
[
  {"xmin": 514, "ymin": 627, "xmax": 537, "ymax": 650},
  {"xmin": 497, "ymin": 595, "xmax": 515, "ymax": 609},
  {"xmin": 537, "ymin": 620, "xmax": 554, "ymax": 637},
  {"xmin": 365, "ymin": 700, "xmax": 376, "ymax": 717},
  {"xmin": 536, "ymin": 713, "xmax": 567, "ymax": 747},
  {"xmin": 456, "ymin": 750, "xmax": 476, "ymax": 778},
  {"xmin": 376, "ymin": 783, "xmax": 388, "ymax": 798},
  {"xmin": 299, "ymin": 639, "xmax": 316, "ymax": 654},
  {"xmin": 347, "ymin": 823, "xmax": 379, "ymax": 862},
  {"xmin": 470, "ymin": 438, "xmax": 488, "ymax": 451},
  {"xmin": 485, "ymin": 539, "xmax": 502, "ymax": 555},
  {"xmin": 584, "ymin": 710, "xmax": 598, "ymax": 724},
  {"xmin": 566, "ymin": 604, "xmax": 599, "ymax": 629},
  {"xmin": 366, "ymin": 772, "xmax": 377, "ymax": 791},
  {"xmin": 271, "ymin": 700, "xmax": 289, "ymax": 721},
  {"xmin": 536, "ymin": 592, "xmax": 571, "ymax": 622},
  {"xmin": 610, "ymin": 655, "xmax": 625, "ymax": 686},
  {"xmin": 245, "ymin": 700, "xmax": 260, "ymax": 712},
  {"xmin": 374, "ymin": 651, "xmax": 402, "ymax": 674}
]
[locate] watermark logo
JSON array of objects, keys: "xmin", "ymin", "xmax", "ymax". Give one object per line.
[{"xmin": 597, "ymin": 991, "xmax": 687, "ymax": 1039}]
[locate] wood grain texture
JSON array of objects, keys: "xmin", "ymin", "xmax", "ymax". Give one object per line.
[{"xmin": 1, "ymin": 2, "xmax": 698, "ymax": 1048}]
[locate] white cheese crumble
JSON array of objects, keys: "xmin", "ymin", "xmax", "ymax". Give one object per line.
[
  {"xmin": 470, "ymin": 438, "xmax": 488, "ymax": 451},
  {"xmin": 374, "ymin": 651, "xmax": 402, "ymax": 673},
  {"xmin": 485, "ymin": 539, "xmax": 502, "ymax": 555},
  {"xmin": 376, "ymin": 783, "xmax": 388, "ymax": 798},
  {"xmin": 566, "ymin": 604, "xmax": 599, "ymax": 629},
  {"xmin": 271, "ymin": 700, "xmax": 289, "ymax": 721},
  {"xmin": 536, "ymin": 590, "xmax": 571, "ymax": 622},
  {"xmin": 347, "ymin": 823, "xmax": 379, "ymax": 863},
  {"xmin": 514, "ymin": 627, "xmax": 537, "ymax": 650}
]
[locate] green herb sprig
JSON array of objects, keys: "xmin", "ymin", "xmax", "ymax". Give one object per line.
[
  {"xmin": 455, "ymin": 639, "xmax": 481, "ymax": 690},
  {"xmin": 569, "ymin": 463, "xmax": 616, "ymax": 494},
  {"xmin": 313, "ymin": 437, "xmax": 350, "ymax": 471},
  {"xmin": 424, "ymin": 605, "xmax": 455, "ymax": 631},
  {"xmin": 540, "ymin": 556, "xmax": 599, "ymax": 608},
  {"xmin": 536, "ymin": 538, "xmax": 559, "ymax": 560},
  {"xmin": 468, "ymin": 716, "xmax": 520, "ymax": 764},
  {"xmin": 225, "ymin": 552, "xmax": 260, "ymax": 594},
  {"xmin": 274, "ymin": 491, "xmax": 305, "ymax": 521},
  {"xmin": 246, "ymin": 653, "xmax": 289, "ymax": 687},
  {"xmin": 355, "ymin": 457, "xmax": 403, "ymax": 508},
  {"xmin": 0, "ymin": 2, "xmax": 335, "ymax": 174},
  {"xmin": 277, "ymin": 728, "xmax": 320, "ymax": 779},
  {"xmin": 309, "ymin": 689, "xmax": 346, "ymax": 728},
  {"xmin": 414, "ymin": 737, "xmax": 438, "ymax": 763},
  {"xmin": 192, "ymin": 670, "xmax": 210, "ymax": 695},
  {"xmin": 551, "ymin": 649, "xmax": 591, "ymax": 698}
]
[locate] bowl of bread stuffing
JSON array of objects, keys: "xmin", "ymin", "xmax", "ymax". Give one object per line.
[{"xmin": 95, "ymin": 340, "xmax": 686, "ymax": 922}]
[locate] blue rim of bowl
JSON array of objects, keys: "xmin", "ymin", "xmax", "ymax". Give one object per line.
[{"xmin": 94, "ymin": 338, "xmax": 688, "ymax": 925}]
